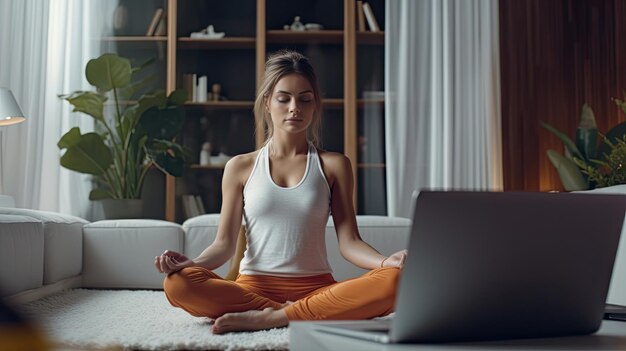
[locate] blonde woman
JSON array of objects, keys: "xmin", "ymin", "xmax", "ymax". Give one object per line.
[{"xmin": 155, "ymin": 50, "xmax": 407, "ymax": 334}]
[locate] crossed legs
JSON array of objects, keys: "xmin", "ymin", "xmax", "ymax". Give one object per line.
[{"xmin": 163, "ymin": 267, "xmax": 401, "ymax": 334}]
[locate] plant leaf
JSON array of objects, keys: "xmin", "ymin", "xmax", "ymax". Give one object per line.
[
  {"xmin": 575, "ymin": 104, "xmax": 598, "ymax": 162},
  {"xmin": 58, "ymin": 129, "xmax": 113, "ymax": 175},
  {"xmin": 147, "ymin": 140, "xmax": 192, "ymax": 176},
  {"xmin": 137, "ymin": 105, "xmax": 185, "ymax": 140},
  {"xmin": 598, "ymin": 121, "xmax": 626, "ymax": 160},
  {"xmin": 86, "ymin": 54, "xmax": 132, "ymax": 92},
  {"xmin": 546, "ymin": 149, "xmax": 588, "ymax": 191},
  {"xmin": 168, "ymin": 89, "xmax": 188, "ymax": 106},
  {"xmin": 59, "ymin": 91, "xmax": 107, "ymax": 122},
  {"xmin": 541, "ymin": 121, "xmax": 584, "ymax": 160}
]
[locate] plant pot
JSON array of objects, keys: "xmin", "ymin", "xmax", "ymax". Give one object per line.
[{"xmin": 100, "ymin": 199, "xmax": 143, "ymax": 219}]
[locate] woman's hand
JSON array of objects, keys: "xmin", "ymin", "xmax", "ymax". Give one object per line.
[
  {"xmin": 154, "ymin": 250, "xmax": 194, "ymax": 274},
  {"xmin": 381, "ymin": 249, "xmax": 408, "ymax": 268}
]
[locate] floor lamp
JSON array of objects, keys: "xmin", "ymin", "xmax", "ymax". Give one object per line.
[{"xmin": 0, "ymin": 87, "xmax": 26, "ymax": 203}]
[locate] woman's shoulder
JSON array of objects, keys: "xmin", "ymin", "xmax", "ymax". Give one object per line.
[
  {"xmin": 317, "ymin": 150, "xmax": 353, "ymax": 186},
  {"xmin": 223, "ymin": 150, "xmax": 261, "ymax": 180},
  {"xmin": 318, "ymin": 149, "xmax": 352, "ymax": 169}
]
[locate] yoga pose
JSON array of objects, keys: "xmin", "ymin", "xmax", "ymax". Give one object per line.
[{"xmin": 155, "ymin": 50, "xmax": 407, "ymax": 334}]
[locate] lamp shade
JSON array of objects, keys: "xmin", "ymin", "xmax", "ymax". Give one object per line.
[{"xmin": 0, "ymin": 88, "xmax": 25, "ymax": 126}]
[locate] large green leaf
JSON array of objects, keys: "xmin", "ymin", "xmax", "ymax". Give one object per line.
[
  {"xmin": 147, "ymin": 140, "xmax": 191, "ymax": 176},
  {"xmin": 58, "ymin": 128, "xmax": 113, "ymax": 175},
  {"xmin": 546, "ymin": 149, "xmax": 588, "ymax": 191},
  {"xmin": 137, "ymin": 105, "xmax": 185, "ymax": 140},
  {"xmin": 542, "ymin": 121, "xmax": 584, "ymax": 160},
  {"xmin": 575, "ymin": 104, "xmax": 597, "ymax": 162},
  {"xmin": 168, "ymin": 89, "xmax": 188, "ymax": 106},
  {"xmin": 86, "ymin": 54, "xmax": 132, "ymax": 92},
  {"xmin": 135, "ymin": 92, "xmax": 167, "ymax": 122},
  {"xmin": 59, "ymin": 91, "xmax": 107, "ymax": 122}
]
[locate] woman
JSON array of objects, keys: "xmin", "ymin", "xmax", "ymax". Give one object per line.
[{"xmin": 155, "ymin": 50, "xmax": 407, "ymax": 334}]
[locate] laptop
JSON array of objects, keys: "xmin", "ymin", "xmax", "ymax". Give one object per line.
[{"xmin": 315, "ymin": 191, "xmax": 626, "ymax": 343}]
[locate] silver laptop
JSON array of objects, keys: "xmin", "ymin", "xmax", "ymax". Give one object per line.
[{"xmin": 316, "ymin": 191, "xmax": 626, "ymax": 343}]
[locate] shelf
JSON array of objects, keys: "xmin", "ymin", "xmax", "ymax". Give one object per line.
[
  {"xmin": 184, "ymin": 101, "xmax": 255, "ymax": 109},
  {"xmin": 266, "ymin": 30, "xmax": 344, "ymax": 44},
  {"xmin": 358, "ymin": 163, "xmax": 386, "ymax": 169},
  {"xmin": 178, "ymin": 37, "xmax": 256, "ymax": 49},
  {"xmin": 322, "ymin": 98, "xmax": 344, "ymax": 109},
  {"xmin": 184, "ymin": 100, "xmax": 346, "ymax": 110},
  {"xmin": 102, "ymin": 36, "xmax": 167, "ymax": 42},
  {"xmin": 356, "ymin": 31, "xmax": 385, "ymax": 45},
  {"xmin": 357, "ymin": 97, "xmax": 385, "ymax": 108}
]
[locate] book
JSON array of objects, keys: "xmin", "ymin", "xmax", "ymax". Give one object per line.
[
  {"xmin": 153, "ymin": 13, "xmax": 167, "ymax": 36},
  {"xmin": 182, "ymin": 74, "xmax": 195, "ymax": 102},
  {"xmin": 357, "ymin": 1, "xmax": 366, "ymax": 32},
  {"xmin": 145, "ymin": 8, "xmax": 163, "ymax": 36},
  {"xmin": 194, "ymin": 195, "xmax": 206, "ymax": 214},
  {"xmin": 362, "ymin": 2, "xmax": 380, "ymax": 32},
  {"xmin": 196, "ymin": 75, "xmax": 207, "ymax": 102},
  {"xmin": 182, "ymin": 195, "xmax": 200, "ymax": 218}
]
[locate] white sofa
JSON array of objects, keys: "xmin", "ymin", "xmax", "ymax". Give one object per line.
[{"xmin": 0, "ymin": 208, "xmax": 411, "ymax": 303}]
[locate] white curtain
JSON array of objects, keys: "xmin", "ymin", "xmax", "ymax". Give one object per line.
[
  {"xmin": 0, "ymin": 0, "xmax": 116, "ymax": 218},
  {"xmin": 385, "ymin": 0, "xmax": 503, "ymax": 218}
]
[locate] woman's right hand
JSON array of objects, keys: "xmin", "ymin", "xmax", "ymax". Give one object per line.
[{"xmin": 154, "ymin": 250, "xmax": 194, "ymax": 274}]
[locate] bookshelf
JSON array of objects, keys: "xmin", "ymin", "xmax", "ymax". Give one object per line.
[{"xmin": 104, "ymin": 0, "xmax": 386, "ymax": 221}]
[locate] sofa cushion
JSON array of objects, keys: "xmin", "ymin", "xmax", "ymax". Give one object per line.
[
  {"xmin": 83, "ymin": 219, "xmax": 183, "ymax": 289},
  {"xmin": 0, "ymin": 208, "xmax": 86, "ymax": 285},
  {"xmin": 0, "ymin": 214, "xmax": 44, "ymax": 296},
  {"xmin": 182, "ymin": 214, "xmax": 231, "ymax": 277},
  {"xmin": 326, "ymin": 216, "xmax": 411, "ymax": 281}
]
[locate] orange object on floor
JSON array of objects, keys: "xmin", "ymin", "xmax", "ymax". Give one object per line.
[{"xmin": 164, "ymin": 267, "xmax": 400, "ymax": 320}]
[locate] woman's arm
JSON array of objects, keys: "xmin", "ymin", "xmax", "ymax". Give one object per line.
[
  {"xmin": 190, "ymin": 155, "xmax": 250, "ymax": 270},
  {"xmin": 155, "ymin": 154, "xmax": 252, "ymax": 274},
  {"xmin": 322, "ymin": 153, "xmax": 405, "ymax": 269}
]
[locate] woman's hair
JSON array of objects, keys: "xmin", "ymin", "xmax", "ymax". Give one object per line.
[{"xmin": 254, "ymin": 50, "xmax": 322, "ymax": 147}]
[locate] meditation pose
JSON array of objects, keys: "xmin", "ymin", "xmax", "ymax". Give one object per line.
[{"xmin": 155, "ymin": 50, "xmax": 407, "ymax": 334}]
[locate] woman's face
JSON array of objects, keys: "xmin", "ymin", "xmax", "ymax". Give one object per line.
[{"xmin": 266, "ymin": 73, "xmax": 317, "ymax": 136}]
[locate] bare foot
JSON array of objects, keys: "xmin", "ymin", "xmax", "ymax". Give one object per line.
[{"xmin": 212, "ymin": 308, "xmax": 289, "ymax": 334}]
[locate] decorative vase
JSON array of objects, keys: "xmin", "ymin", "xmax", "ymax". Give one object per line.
[{"xmin": 100, "ymin": 199, "xmax": 143, "ymax": 219}]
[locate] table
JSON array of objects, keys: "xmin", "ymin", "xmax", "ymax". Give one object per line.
[{"xmin": 290, "ymin": 320, "xmax": 626, "ymax": 350}]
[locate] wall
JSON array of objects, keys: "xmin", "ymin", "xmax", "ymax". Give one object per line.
[{"xmin": 500, "ymin": 0, "xmax": 626, "ymax": 191}]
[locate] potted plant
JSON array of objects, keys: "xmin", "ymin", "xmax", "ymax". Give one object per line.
[
  {"xmin": 542, "ymin": 95, "xmax": 626, "ymax": 191},
  {"xmin": 58, "ymin": 53, "xmax": 190, "ymax": 218}
]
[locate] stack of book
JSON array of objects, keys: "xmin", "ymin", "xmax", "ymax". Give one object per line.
[{"xmin": 182, "ymin": 74, "xmax": 209, "ymax": 102}]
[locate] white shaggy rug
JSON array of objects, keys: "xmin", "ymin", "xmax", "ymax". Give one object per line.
[{"xmin": 18, "ymin": 289, "xmax": 288, "ymax": 350}]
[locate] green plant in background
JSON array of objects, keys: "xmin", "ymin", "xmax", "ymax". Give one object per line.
[
  {"xmin": 542, "ymin": 96, "xmax": 626, "ymax": 191},
  {"xmin": 58, "ymin": 53, "xmax": 191, "ymax": 200}
]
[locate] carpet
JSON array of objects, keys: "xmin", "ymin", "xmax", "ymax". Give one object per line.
[{"xmin": 18, "ymin": 289, "xmax": 288, "ymax": 351}]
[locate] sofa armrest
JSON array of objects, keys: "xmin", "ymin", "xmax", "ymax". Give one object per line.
[{"xmin": 0, "ymin": 208, "xmax": 87, "ymax": 284}]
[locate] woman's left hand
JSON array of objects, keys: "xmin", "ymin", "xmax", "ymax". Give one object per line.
[{"xmin": 381, "ymin": 249, "xmax": 408, "ymax": 268}]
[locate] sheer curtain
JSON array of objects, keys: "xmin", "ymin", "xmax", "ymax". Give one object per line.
[
  {"xmin": 385, "ymin": 0, "xmax": 503, "ymax": 218},
  {"xmin": 0, "ymin": 0, "xmax": 116, "ymax": 218}
]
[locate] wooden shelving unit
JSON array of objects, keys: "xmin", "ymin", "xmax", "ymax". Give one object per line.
[{"xmin": 108, "ymin": 0, "xmax": 385, "ymax": 220}]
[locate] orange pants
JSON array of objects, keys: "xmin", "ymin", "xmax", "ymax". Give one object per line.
[{"xmin": 163, "ymin": 267, "xmax": 400, "ymax": 320}]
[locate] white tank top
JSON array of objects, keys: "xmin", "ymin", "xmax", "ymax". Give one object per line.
[{"xmin": 240, "ymin": 142, "xmax": 332, "ymax": 277}]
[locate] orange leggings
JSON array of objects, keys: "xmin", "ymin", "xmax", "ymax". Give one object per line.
[{"xmin": 163, "ymin": 267, "xmax": 401, "ymax": 320}]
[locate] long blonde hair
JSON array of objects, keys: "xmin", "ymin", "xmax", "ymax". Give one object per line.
[{"xmin": 254, "ymin": 50, "xmax": 322, "ymax": 147}]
